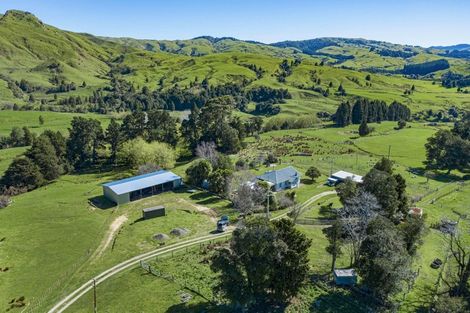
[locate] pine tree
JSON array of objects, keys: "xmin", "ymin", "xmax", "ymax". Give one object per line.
[
  {"xmin": 335, "ymin": 102, "xmax": 352, "ymax": 127},
  {"xmin": 358, "ymin": 120, "xmax": 370, "ymax": 136},
  {"xmin": 105, "ymin": 118, "xmax": 122, "ymax": 163}
]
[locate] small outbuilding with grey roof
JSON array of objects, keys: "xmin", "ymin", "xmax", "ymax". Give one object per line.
[
  {"xmin": 102, "ymin": 170, "xmax": 182, "ymax": 205},
  {"xmin": 256, "ymin": 166, "xmax": 300, "ymax": 191}
]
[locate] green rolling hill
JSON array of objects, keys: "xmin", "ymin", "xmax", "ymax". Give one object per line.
[{"xmin": 0, "ymin": 9, "xmax": 469, "ymax": 117}]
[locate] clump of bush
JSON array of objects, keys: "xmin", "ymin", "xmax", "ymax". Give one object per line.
[
  {"xmin": 263, "ymin": 116, "xmax": 319, "ymax": 132},
  {"xmin": 0, "ymin": 195, "xmax": 11, "ymax": 209}
]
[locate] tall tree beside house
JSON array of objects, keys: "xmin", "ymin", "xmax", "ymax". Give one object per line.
[
  {"xmin": 185, "ymin": 159, "xmax": 212, "ymax": 187},
  {"xmin": 305, "ymin": 166, "xmax": 321, "ymax": 182}
]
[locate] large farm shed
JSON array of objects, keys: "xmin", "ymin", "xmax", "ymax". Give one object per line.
[{"xmin": 102, "ymin": 170, "xmax": 182, "ymax": 205}]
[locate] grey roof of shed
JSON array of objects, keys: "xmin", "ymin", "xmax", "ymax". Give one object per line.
[
  {"xmin": 103, "ymin": 170, "xmax": 181, "ymax": 195},
  {"xmin": 143, "ymin": 205, "xmax": 165, "ymax": 213},
  {"xmin": 257, "ymin": 166, "xmax": 300, "ymax": 185}
]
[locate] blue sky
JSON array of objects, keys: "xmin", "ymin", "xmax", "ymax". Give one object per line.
[{"xmin": 0, "ymin": 0, "xmax": 468, "ymax": 46}]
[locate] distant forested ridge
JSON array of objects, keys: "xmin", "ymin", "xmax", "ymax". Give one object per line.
[{"xmin": 402, "ymin": 59, "xmax": 450, "ymax": 75}]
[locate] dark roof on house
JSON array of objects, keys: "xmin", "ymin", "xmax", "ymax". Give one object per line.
[
  {"xmin": 103, "ymin": 170, "xmax": 181, "ymax": 195},
  {"xmin": 257, "ymin": 166, "xmax": 299, "ymax": 185}
]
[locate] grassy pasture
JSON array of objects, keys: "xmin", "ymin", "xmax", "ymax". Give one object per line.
[
  {"xmin": 0, "ymin": 110, "xmax": 112, "ymax": 136},
  {"xmin": 0, "ymin": 163, "xmax": 232, "ymax": 312},
  {"xmin": 0, "ymin": 117, "xmax": 468, "ymax": 313}
]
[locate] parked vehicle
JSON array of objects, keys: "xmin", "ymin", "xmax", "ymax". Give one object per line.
[{"xmin": 217, "ymin": 216, "xmax": 230, "ymax": 232}]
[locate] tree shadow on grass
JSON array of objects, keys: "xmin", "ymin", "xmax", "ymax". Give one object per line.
[
  {"xmin": 166, "ymin": 302, "xmax": 287, "ymax": 313},
  {"xmin": 166, "ymin": 302, "xmax": 223, "ymax": 313},
  {"xmin": 311, "ymin": 289, "xmax": 375, "ymax": 313},
  {"xmin": 88, "ymin": 195, "xmax": 115, "ymax": 210},
  {"xmin": 301, "ymin": 178, "xmax": 314, "ymax": 185},
  {"xmin": 189, "ymin": 192, "xmax": 222, "ymax": 206},
  {"xmin": 408, "ymin": 167, "xmax": 464, "ymax": 183}
]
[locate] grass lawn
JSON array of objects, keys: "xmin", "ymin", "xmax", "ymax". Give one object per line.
[{"xmin": 0, "ymin": 146, "xmax": 27, "ymax": 174}]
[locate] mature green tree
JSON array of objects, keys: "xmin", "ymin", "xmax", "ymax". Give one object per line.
[
  {"xmin": 358, "ymin": 216, "xmax": 412, "ymax": 302},
  {"xmin": 182, "ymin": 96, "xmax": 244, "ymax": 154},
  {"xmin": 399, "ymin": 216, "xmax": 425, "ymax": 256},
  {"xmin": 217, "ymin": 123, "xmax": 241, "ymax": 154},
  {"xmin": 185, "ymin": 159, "xmax": 212, "ymax": 187},
  {"xmin": 145, "ymin": 110, "xmax": 179, "ymax": 146},
  {"xmin": 394, "ymin": 173, "xmax": 409, "ymax": 214},
  {"xmin": 22, "ymin": 127, "xmax": 35, "ymax": 146},
  {"xmin": 41, "ymin": 130, "xmax": 68, "ymax": 168},
  {"xmin": 397, "ymin": 120, "xmax": 407, "ymax": 129},
  {"xmin": 245, "ymin": 116, "xmax": 263, "ymax": 136},
  {"xmin": 425, "ymin": 130, "xmax": 470, "ymax": 173},
  {"xmin": 211, "ymin": 217, "xmax": 311, "ymax": 310},
  {"xmin": 208, "ymin": 168, "xmax": 232, "ymax": 196},
  {"xmin": 181, "ymin": 105, "xmax": 201, "ymax": 151},
  {"xmin": 66, "ymin": 117, "xmax": 104, "ymax": 169},
  {"xmin": 120, "ymin": 111, "xmax": 147, "ymax": 140},
  {"xmin": 9, "ymin": 127, "xmax": 24, "ymax": 147},
  {"xmin": 1, "ymin": 157, "xmax": 44, "ymax": 191},
  {"xmin": 374, "ymin": 157, "xmax": 394, "ymax": 174},
  {"xmin": 38, "ymin": 115, "xmax": 45, "ymax": 125},
  {"xmin": 358, "ymin": 120, "xmax": 371, "ymax": 136},
  {"xmin": 305, "ymin": 166, "xmax": 321, "ymax": 182},
  {"xmin": 336, "ymin": 177, "xmax": 358, "ymax": 205},
  {"xmin": 362, "ymin": 168, "xmax": 399, "ymax": 218},
  {"xmin": 26, "ymin": 136, "xmax": 62, "ymax": 181},
  {"xmin": 105, "ymin": 118, "xmax": 123, "ymax": 163},
  {"xmin": 270, "ymin": 219, "xmax": 311, "ymax": 299},
  {"xmin": 352, "ymin": 100, "xmax": 368, "ymax": 124},
  {"xmin": 213, "ymin": 153, "xmax": 234, "ymax": 171},
  {"xmin": 337, "ymin": 84, "xmax": 346, "ymax": 96},
  {"xmin": 335, "ymin": 102, "xmax": 351, "ymax": 127},
  {"xmin": 452, "ymin": 112, "xmax": 470, "ymax": 140}
]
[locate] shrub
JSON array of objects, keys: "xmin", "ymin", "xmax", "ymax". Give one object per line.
[
  {"xmin": 0, "ymin": 195, "xmax": 11, "ymax": 208},
  {"xmin": 117, "ymin": 138, "xmax": 176, "ymax": 169}
]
